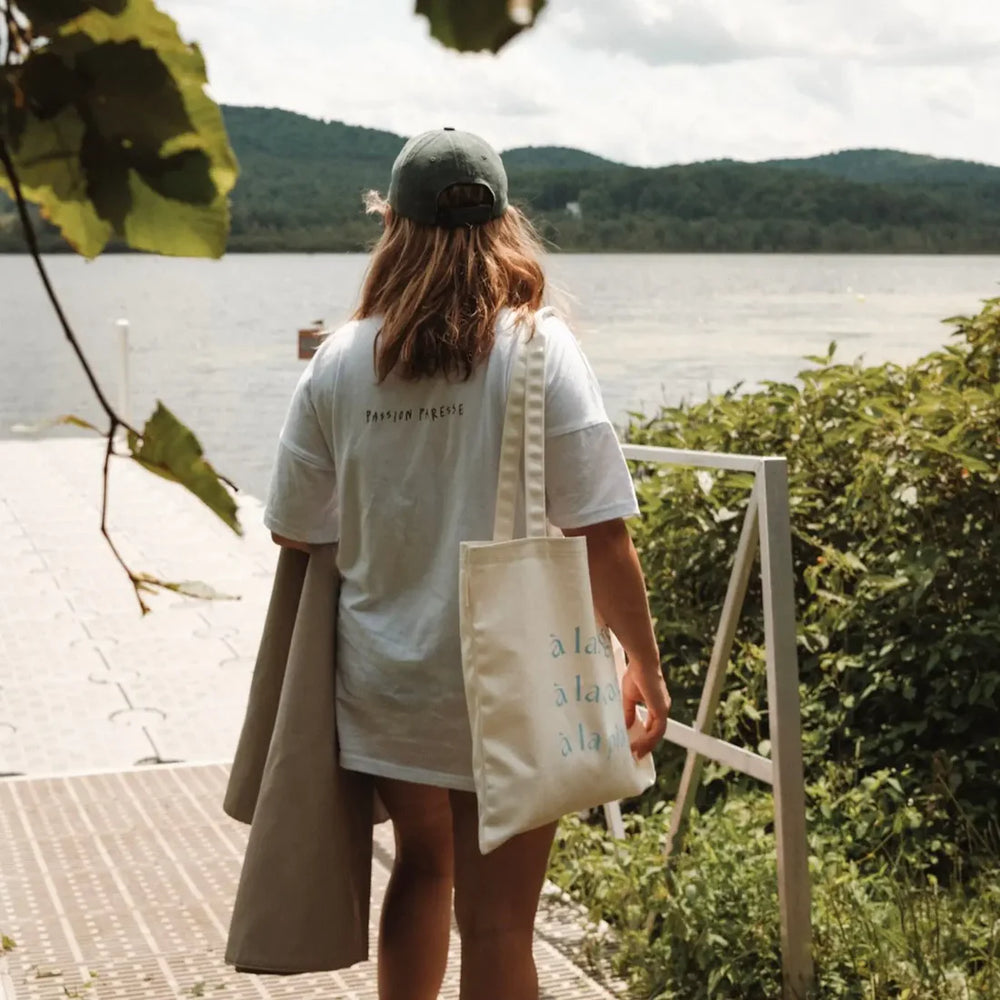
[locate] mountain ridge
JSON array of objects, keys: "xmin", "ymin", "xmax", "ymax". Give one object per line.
[
  {"xmin": 221, "ymin": 103, "xmax": 1000, "ymax": 181},
  {"xmin": 2, "ymin": 105, "xmax": 998, "ymax": 253}
]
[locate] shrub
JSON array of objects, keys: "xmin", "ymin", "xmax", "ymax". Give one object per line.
[
  {"xmin": 547, "ymin": 297, "xmax": 1000, "ymax": 998},
  {"xmin": 624, "ymin": 297, "xmax": 1000, "ymax": 845},
  {"xmin": 550, "ymin": 791, "xmax": 1000, "ymax": 999}
]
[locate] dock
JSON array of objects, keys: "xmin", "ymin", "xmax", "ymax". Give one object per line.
[{"xmin": 0, "ymin": 438, "xmax": 617, "ymax": 999}]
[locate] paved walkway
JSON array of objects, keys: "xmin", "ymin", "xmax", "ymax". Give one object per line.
[
  {"xmin": 0, "ymin": 438, "xmax": 618, "ymax": 999},
  {"xmin": 0, "ymin": 764, "xmax": 611, "ymax": 1000},
  {"xmin": 0, "ymin": 437, "xmax": 276, "ymax": 776}
]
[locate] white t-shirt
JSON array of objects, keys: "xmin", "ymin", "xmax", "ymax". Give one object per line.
[{"xmin": 263, "ymin": 307, "xmax": 638, "ymax": 790}]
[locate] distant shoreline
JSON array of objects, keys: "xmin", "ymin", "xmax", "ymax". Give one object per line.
[{"xmin": 3, "ymin": 246, "xmax": 1000, "ymax": 257}]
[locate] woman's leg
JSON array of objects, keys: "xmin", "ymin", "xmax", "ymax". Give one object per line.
[
  {"xmin": 449, "ymin": 790, "xmax": 558, "ymax": 1000},
  {"xmin": 373, "ymin": 776, "xmax": 454, "ymax": 1000}
]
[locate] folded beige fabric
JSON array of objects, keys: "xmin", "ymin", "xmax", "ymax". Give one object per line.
[{"xmin": 224, "ymin": 544, "xmax": 375, "ymax": 974}]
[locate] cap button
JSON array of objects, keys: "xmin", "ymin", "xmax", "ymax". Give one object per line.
[{"xmin": 443, "ymin": 126, "xmax": 455, "ymax": 131}]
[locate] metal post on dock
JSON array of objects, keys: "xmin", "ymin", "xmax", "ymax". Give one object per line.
[{"xmin": 115, "ymin": 318, "xmax": 131, "ymax": 426}]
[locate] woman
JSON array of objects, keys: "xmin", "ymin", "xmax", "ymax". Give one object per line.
[{"xmin": 264, "ymin": 128, "xmax": 670, "ymax": 1000}]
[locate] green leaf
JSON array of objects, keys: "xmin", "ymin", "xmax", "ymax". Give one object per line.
[
  {"xmin": 133, "ymin": 573, "xmax": 239, "ymax": 601},
  {"xmin": 803, "ymin": 341, "xmax": 837, "ymax": 366},
  {"xmin": 16, "ymin": 0, "xmax": 126, "ymax": 34},
  {"xmin": 10, "ymin": 413, "xmax": 103, "ymax": 434},
  {"xmin": 16, "ymin": 50, "xmax": 79, "ymax": 120},
  {"xmin": 122, "ymin": 159, "xmax": 227, "ymax": 255},
  {"xmin": 75, "ymin": 39, "xmax": 191, "ymax": 157},
  {"xmin": 138, "ymin": 148, "xmax": 215, "ymax": 204},
  {"xmin": 0, "ymin": 100, "xmax": 114, "ymax": 256},
  {"xmin": 127, "ymin": 402, "xmax": 240, "ymax": 534},
  {"xmin": 0, "ymin": 0, "xmax": 238, "ymax": 258},
  {"xmin": 415, "ymin": 0, "xmax": 546, "ymax": 53}
]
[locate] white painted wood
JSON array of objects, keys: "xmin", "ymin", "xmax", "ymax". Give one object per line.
[
  {"xmin": 664, "ymin": 720, "xmax": 773, "ymax": 785},
  {"xmin": 665, "ymin": 491, "xmax": 762, "ymax": 856},
  {"xmin": 608, "ymin": 444, "xmax": 814, "ymax": 1000},
  {"xmin": 621, "ymin": 444, "xmax": 764, "ymax": 474},
  {"xmin": 758, "ymin": 459, "xmax": 814, "ymax": 999},
  {"xmin": 602, "ymin": 800, "xmax": 626, "ymax": 839}
]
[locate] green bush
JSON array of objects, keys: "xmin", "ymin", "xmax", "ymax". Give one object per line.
[
  {"xmin": 548, "ymin": 297, "xmax": 1000, "ymax": 997},
  {"xmin": 550, "ymin": 790, "xmax": 1000, "ymax": 999},
  {"xmin": 626, "ymin": 297, "xmax": 1000, "ymax": 844}
]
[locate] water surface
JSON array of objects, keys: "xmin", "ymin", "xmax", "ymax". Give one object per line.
[{"xmin": 2, "ymin": 253, "xmax": 996, "ymax": 498}]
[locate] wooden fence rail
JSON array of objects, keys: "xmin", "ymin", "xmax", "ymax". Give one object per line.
[{"xmin": 617, "ymin": 445, "xmax": 814, "ymax": 1000}]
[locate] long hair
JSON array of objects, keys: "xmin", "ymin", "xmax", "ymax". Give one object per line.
[{"xmin": 354, "ymin": 185, "xmax": 546, "ymax": 382}]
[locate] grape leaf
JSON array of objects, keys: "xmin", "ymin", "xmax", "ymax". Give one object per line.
[
  {"xmin": 16, "ymin": 0, "xmax": 126, "ymax": 34},
  {"xmin": 127, "ymin": 402, "xmax": 241, "ymax": 535},
  {"xmin": 0, "ymin": 0, "xmax": 237, "ymax": 258},
  {"xmin": 10, "ymin": 413, "xmax": 103, "ymax": 433},
  {"xmin": 134, "ymin": 574, "xmax": 240, "ymax": 601},
  {"xmin": 415, "ymin": 0, "xmax": 546, "ymax": 53}
]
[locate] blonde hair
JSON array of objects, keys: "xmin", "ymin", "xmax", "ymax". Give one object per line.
[{"xmin": 354, "ymin": 185, "xmax": 546, "ymax": 382}]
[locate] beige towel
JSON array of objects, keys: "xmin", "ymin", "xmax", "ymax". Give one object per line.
[{"xmin": 224, "ymin": 544, "xmax": 375, "ymax": 973}]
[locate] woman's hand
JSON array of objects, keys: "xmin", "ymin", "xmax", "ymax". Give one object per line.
[
  {"xmin": 622, "ymin": 664, "xmax": 670, "ymax": 759},
  {"xmin": 562, "ymin": 517, "xmax": 669, "ymax": 759}
]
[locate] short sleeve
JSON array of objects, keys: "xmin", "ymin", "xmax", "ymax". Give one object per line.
[
  {"xmin": 263, "ymin": 363, "xmax": 339, "ymax": 543},
  {"xmin": 542, "ymin": 314, "xmax": 610, "ymax": 437},
  {"xmin": 546, "ymin": 423, "xmax": 639, "ymax": 530},
  {"xmin": 540, "ymin": 316, "xmax": 639, "ymax": 529}
]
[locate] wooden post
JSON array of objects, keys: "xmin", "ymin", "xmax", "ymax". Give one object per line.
[
  {"xmin": 665, "ymin": 488, "xmax": 761, "ymax": 857},
  {"xmin": 758, "ymin": 459, "xmax": 814, "ymax": 1000},
  {"xmin": 297, "ymin": 322, "xmax": 327, "ymax": 360},
  {"xmin": 619, "ymin": 444, "xmax": 815, "ymax": 999}
]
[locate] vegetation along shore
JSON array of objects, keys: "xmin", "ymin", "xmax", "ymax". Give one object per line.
[
  {"xmin": 548, "ymin": 296, "xmax": 1000, "ymax": 999},
  {"xmin": 2, "ymin": 105, "xmax": 1000, "ymax": 255}
]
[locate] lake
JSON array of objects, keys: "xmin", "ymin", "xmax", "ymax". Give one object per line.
[{"xmin": 1, "ymin": 253, "xmax": 997, "ymax": 500}]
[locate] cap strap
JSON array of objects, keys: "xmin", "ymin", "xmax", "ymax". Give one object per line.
[{"xmin": 436, "ymin": 203, "xmax": 494, "ymax": 228}]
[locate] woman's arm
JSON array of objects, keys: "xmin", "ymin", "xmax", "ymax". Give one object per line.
[
  {"xmin": 563, "ymin": 517, "xmax": 670, "ymax": 758},
  {"xmin": 271, "ymin": 532, "xmax": 312, "ymax": 553}
]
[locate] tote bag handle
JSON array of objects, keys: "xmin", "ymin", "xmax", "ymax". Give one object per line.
[{"xmin": 492, "ymin": 310, "xmax": 550, "ymax": 542}]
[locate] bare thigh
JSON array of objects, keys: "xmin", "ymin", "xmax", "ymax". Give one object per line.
[
  {"xmin": 448, "ymin": 790, "xmax": 557, "ymax": 939},
  {"xmin": 374, "ymin": 776, "xmax": 454, "ymax": 876}
]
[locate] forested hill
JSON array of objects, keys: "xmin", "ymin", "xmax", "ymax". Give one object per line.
[
  {"xmin": 218, "ymin": 106, "xmax": 1000, "ymax": 252},
  {"xmin": 763, "ymin": 149, "xmax": 1000, "ymax": 186},
  {"xmin": 2, "ymin": 104, "xmax": 999, "ymax": 253}
]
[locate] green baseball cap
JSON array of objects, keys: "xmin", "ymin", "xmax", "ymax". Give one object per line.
[{"xmin": 387, "ymin": 127, "xmax": 509, "ymax": 228}]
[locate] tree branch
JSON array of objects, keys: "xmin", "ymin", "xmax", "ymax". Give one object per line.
[
  {"xmin": 2, "ymin": 3, "xmax": 12, "ymax": 67},
  {"xmin": 0, "ymin": 140, "xmax": 142, "ymax": 436},
  {"xmin": 100, "ymin": 420, "xmax": 149, "ymax": 614},
  {"xmin": 2, "ymin": 1, "xmax": 30, "ymax": 68},
  {"xmin": 1, "ymin": 135, "xmax": 155, "ymax": 612}
]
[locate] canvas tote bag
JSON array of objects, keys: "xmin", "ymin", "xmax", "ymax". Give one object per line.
[{"xmin": 459, "ymin": 312, "xmax": 655, "ymax": 854}]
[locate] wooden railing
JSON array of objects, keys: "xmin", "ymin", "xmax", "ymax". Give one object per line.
[{"xmin": 615, "ymin": 444, "xmax": 814, "ymax": 1000}]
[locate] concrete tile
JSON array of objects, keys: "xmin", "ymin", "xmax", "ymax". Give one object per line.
[
  {"xmin": 101, "ymin": 636, "xmax": 238, "ymax": 677},
  {"xmin": 0, "ymin": 637, "xmax": 109, "ymax": 687},
  {"xmin": 0, "ymin": 715, "xmax": 154, "ymax": 776},
  {"xmin": 136, "ymin": 672, "xmax": 253, "ymax": 764},
  {"xmin": 0, "ymin": 439, "xmax": 276, "ymax": 777}
]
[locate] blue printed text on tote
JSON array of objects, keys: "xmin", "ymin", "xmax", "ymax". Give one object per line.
[{"xmin": 549, "ymin": 625, "xmax": 630, "ymax": 761}]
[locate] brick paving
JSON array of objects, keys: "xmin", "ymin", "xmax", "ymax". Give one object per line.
[{"xmin": 0, "ymin": 438, "xmax": 619, "ymax": 1000}]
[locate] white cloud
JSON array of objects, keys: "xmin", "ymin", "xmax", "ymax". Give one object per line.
[
  {"xmin": 157, "ymin": 0, "xmax": 1000, "ymax": 167},
  {"xmin": 548, "ymin": 0, "xmax": 782, "ymax": 66}
]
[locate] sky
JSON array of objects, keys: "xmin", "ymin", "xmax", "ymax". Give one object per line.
[{"xmin": 159, "ymin": 0, "xmax": 1000, "ymax": 168}]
